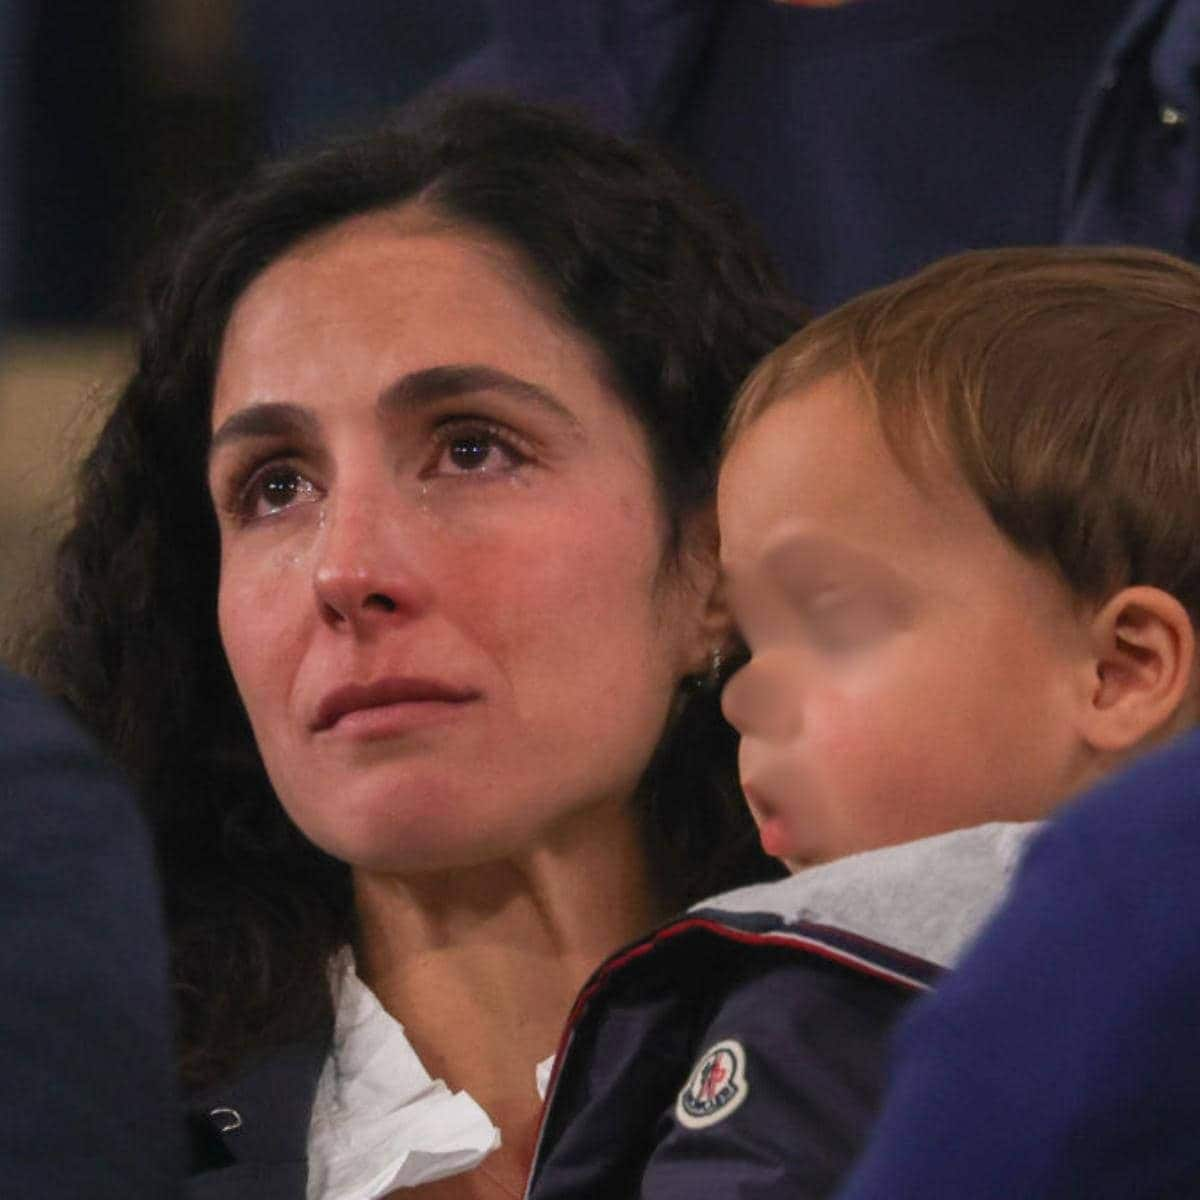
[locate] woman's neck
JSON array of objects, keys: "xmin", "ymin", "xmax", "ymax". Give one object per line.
[{"xmin": 352, "ymin": 799, "xmax": 661, "ymax": 1163}]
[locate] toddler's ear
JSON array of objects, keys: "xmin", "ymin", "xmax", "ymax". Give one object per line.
[{"xmin": 1082, "ymin": 586, "xmax": 1195, "ymax": 752}]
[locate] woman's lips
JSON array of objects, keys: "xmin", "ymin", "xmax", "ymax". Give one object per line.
[{"xmin": 312, "ymin": 677, "xmax": 481, "ymax": 736}]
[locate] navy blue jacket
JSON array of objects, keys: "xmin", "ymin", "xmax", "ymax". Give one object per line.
[
  {"xmin": 837, "ymin": 731, "xmax": 1200, "ymax": 1199},
  {"xmin": 526, "ymin": 908, "xmax": 936, "ymax": 1199},
  {"xmin": 187, "ymin": 1040, "xmax": 327, "ymax": 1199},
  {"xmin": 451, "ymin": 0, "xmax": 1200, "ymax": 309},
  {"xmin": 0, "ymin": 667, "xmax": 183, "ymax": 1197}
]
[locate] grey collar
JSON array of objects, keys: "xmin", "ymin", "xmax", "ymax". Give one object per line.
[{"xmin": 698, "ymin": 822, "xmax": 1040, "ymax": 969}]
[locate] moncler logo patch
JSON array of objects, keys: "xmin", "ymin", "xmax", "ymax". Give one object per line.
[{"xmin": 675, "ymin": 1038, "xmax": 749, "ymax": 1129}]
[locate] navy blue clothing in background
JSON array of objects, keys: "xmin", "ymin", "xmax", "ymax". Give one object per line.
[
  {"xmin": 0, "ymin": 0, "xmax": 31, "ymax": 327},
  {"xmin": 450, "ymin": 0, "xmax": 1200, "ymax": 309},
  {"xmin": 656, "ymin": 0, "xmax": 1127, "ymax": 306},
  {"xmin": 0, "ymin": 667, "xmax": 183, "ymax": 1198},
  {"xmin": 1063, "ymin": 0, "xmax": 1200, "ymax": 260},
  {"xmin": 241, "ymin": 0, "xmax": 490, "ymax": 151},
  {"xmin": 837, "ymin": 730, "xmax": 1200, "ymax": 1199}
]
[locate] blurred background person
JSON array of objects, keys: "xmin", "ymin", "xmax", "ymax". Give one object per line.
[
  {"xmin": 0, "ymin": 665, "xmax": 184, "ymax": 1198},
  {"xmin": 12, "ymin": 0, "xmax": 1199, "ymax": 337},
  {"xmin": 444, "ymin": 0, "xmax": 1131, "ymax": 306},
  {"xmin": 439, "ymin": 0, "xmax": 1200, "ymax": 307}
]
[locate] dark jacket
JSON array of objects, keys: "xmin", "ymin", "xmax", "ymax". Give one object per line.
[
  {"xmin": 188, "ymin": 1040, "xmax": 328, "ymax": 1200},
  {"xmin": 524, "ymin": 822, "xmax": 1032, "ymax": 1199},
  {"xmin": 0, "ymin": 667, "xmax": 183, "ymax": 1198},
  {"xmin": 525, "ymin": 909, "xmax": 935, "ymax": 1199}
]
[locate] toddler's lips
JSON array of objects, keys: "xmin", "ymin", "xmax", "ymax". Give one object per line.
[
  {"xmin": 756, "ymin": 814, "xmax": 794, "ymax": 860},
  {"xmin": 743, "ymin": 784, "xmax": 793, "ymax": 859}
]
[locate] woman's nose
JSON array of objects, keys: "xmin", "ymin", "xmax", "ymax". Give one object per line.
[{"xmin": 311, "ymin": 495, "xmax": 434, "ymax": 631}]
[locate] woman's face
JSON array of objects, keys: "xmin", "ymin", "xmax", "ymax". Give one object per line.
[{"xmin": 208, "ymin": 211, "xmax": 715, "ymax": 873}]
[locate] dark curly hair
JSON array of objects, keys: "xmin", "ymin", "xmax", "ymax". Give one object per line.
[{"xmin": 29, "ymin": 94, "xmax": 801, "ymax": 1088}]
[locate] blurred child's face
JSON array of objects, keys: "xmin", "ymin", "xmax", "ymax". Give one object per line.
[{"xmin": 718, "ymin": 372, "xmax": 1095, "ymax": 870}]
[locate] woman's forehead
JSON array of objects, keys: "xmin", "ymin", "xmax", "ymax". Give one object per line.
[
  {"xmin": 231, "ymin": 206, "xmax": 554, "ymax": 329},
  {"xmin": 213, "ymin": 212, "xmax": 595, "ymax": 409}
]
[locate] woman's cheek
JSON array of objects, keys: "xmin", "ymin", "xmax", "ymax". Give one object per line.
[{"xmin": 217, "ymin": 548, "xmax": 307, "ymax": 704}]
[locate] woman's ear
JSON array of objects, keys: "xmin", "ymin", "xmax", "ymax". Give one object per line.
[
  {"xmin": 1081, "ymin": 586, "xmax": 1195, "ymax": 753},
  {"xmin": 672, "ymin": 507, "xmax": 733, "ymax": 674}
]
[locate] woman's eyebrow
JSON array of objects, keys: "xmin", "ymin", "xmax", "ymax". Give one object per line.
[
  {"xmin": 209, "ymin": 402, "xmax": 319, "ymax": 461},
  {"xmin": 208, "ymin": 364, "xmax": 584, "ymax": 463},
  {"xmin": 379, "ymin": 364, "xmax": 585, "ymax": 437}
]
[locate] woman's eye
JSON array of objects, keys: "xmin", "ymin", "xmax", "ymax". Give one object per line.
[
  {"xmin": 240, "ymin": 465, "xmax": 320, "ymax": 520},
  {"xmin": 429, "ymin": 422, "xmax": 529, "ymax": 477}
]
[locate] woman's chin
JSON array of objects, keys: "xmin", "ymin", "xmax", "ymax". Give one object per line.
[{"xmin": 281, "ymin": 789, "xmax": 526, "ymax": 877}]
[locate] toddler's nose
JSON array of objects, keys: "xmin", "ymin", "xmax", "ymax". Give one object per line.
[{"xmin": 721, "ymin": 654, "xmax": 801, "ymax": 740}]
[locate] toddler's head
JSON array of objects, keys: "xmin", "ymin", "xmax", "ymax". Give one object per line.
[{"xmin": 718, "ymin": 247, "xmax": 1200, "ymax": 871}]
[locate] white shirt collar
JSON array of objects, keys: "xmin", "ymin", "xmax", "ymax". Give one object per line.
[{"xmin": 306, "ymin": 949, "xmax": 503, "ymax": 1199}]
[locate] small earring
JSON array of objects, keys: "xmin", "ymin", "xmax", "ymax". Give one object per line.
[{"xmin": 706, "ymin": 646, "xmax": 724, "ymax": 688}]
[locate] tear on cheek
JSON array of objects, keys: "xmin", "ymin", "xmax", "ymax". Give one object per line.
[{"xmin": 259, "ymin": 538, "xmax": 313, "ymax": 573}]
